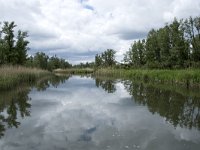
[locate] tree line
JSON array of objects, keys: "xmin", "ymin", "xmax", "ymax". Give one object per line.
[
  {"xmin": 94, "ymin": 16, "xmax": 200, "ymax": 69},
  {"xmin": 123, "ymin": 16, "xmax": 200, "ymax": 69},
  {"xmin": 0, "ymin": 22, "xmax": 28, "ymax": 65},
  {"xmin": 1, "ymin": 16, "xmax": 200, "ymax": 71},
  {"xmin": 26, "ymin": 52, "xmax": 72, "ymax": 71},
  {"xmin": 0, "ymin": 22, "xmax": 72, "ymax": 71},
  {"xmin": 95, "ymin": 49, "xmax": 116, "ymax": 68}
]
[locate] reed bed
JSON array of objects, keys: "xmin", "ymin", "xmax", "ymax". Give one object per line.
[
  {"xmin": 53, "ymin": 68, "xmax": 94, "ymax": 74},
  {"xmin": 0, "ymin": 65, "xmax": 50, "ymax": 90},
  {"xmin": 95, "ymin": 69, "xmax": 200, "ymax": 87}
]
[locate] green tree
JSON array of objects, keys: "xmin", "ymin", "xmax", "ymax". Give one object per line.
[
  {"xmin": 15, "ymin": 30, "xmax": 29, "ymax": 65},
  {"xmin": 124, "ymin": 41, "xmax": 139, "ymax": 67},
  {"xmin": 137, "ymin": 39, "xmax": 146, "ymax": 66},
  {"xmin": 2, "ymin": 22, "xmax": 17, "ymax": 64},
  {"xmin": 33, "ymin": 52, "xmax": 49, "ymax": 69},
  {"xmin": 157, "ymin": 25, "xmax": 171, "ymax": 68},
  {"xmin": 48, "ymin": 55, "xmax": 60, "ymax": 70},
  {"xmin": 123, "ymin": 16, "xmax": 200, "ymax": 69},
  {"xmin": 25, "ymin": 56, "xmax": 34, "ymax": 67},
  {"xmin": 193, "ymin": 17, "xmax": 200, "ymax": 62},
  {"xmin": 0, "ymin": 23, "xmax": 7, "ymax": 64},
  {"xmin": 47, "ymin": 55, "xmax": 71, "ymax": 71},
  {"xmin": 184, "ymin": 17, "xmax": 200, "ymax": 62},
  {"xmin": 169, "ymin": 18, "xmax": 189, "ymax": 68},
  {"xmin": 145, "ymin": 29, "xmax": 161, "ymax": 68},
  {"xmin": 101, "ymin": 49, "xmax": 116, "ymax": 67},
  {"xmin": 123, "ymin": 40, "xmax": 146, "ymax": 67},
  {"xmin": 95, "ymin": 54, "xmax": 103, "ymax": 68}
]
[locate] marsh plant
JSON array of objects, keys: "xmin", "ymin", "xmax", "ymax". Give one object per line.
[{"xmin": 0, "ymin": 65, "xmax": 50, "ymax": 90}]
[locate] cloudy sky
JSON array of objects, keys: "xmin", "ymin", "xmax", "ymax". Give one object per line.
[{"xmin": 0, "ymin": 0, "xmax": 200, "ymax": 64}]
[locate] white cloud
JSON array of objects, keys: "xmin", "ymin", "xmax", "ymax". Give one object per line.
[{"xmin": 0, "ymin": 0, "xmax": 199, "ymax": 64}]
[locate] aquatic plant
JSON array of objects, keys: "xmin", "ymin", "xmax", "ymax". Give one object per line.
[{"xmin": 0, "ymin": 65, "xmax": 50, "ymax": 90}]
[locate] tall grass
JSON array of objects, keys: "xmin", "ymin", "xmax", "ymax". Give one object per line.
[
  {"xmin": 0, "ymin": 65, "xmax": 50, "ymax": 90},
  {"xmin": 53, "ymin": 68, "xmax": 94, "ymax": 74},
  {"xmin": 95, "ymin": 69, "xmax": 200, "ymax": 87}
]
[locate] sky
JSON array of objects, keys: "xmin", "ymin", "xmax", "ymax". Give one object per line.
[{"xmin": 0, "ymin": 0, "xmax": 200, "ymax": 64}]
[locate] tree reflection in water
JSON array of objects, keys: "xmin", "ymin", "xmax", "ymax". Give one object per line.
[
  {"xmin": 1, "ymin": 75, "xmax": 199, "ymax": 139},
  {"xmin": 35, "ymin": 74, "xmax": 71, "ymax": 91},
  {"xmin": 0, "ymin": 88, "xmax": 31, "ymax": 138},
  {"xmin": 94, "ymin": 77, "xmax": 200, "ymax": 130},
  {"xmin": 123, "ymin": 80, "xmax": 200, "ymax": 130},
  {"xmin": 95, "ymin": 78, "xmax": 116, "ymax": 93},
  {"xmin": 0, "ymin": 74, "xmax": 70, "ymax": 138}
]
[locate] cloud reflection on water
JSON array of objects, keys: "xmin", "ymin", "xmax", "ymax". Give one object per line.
[{"xmin": 0, "ymin": 76, "xmax": 200, "ymax": 150}]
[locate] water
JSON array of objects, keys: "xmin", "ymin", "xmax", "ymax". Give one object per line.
[{"xmin": 0, "ymin": 75, "xmax": 200, "ymax": 150}]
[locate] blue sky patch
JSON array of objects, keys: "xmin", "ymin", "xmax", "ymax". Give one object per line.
[{"xmin": 83, "ymin": 5, "xmax": 94, "ymax": 11}]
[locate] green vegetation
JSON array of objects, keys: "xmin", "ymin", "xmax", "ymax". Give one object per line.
[
  {"xmin": 0, "ymin": 74, "xmax": 70, "ymax": 138},
  {"xmin": 0, "ymin": 21, "xmax": 72, "ymax": 89},
  {"xmin": 123, "ymin": 80, "xmax": 200, "ymax": 129},
  {"xmin": 0, "ymin": 21, "xmax": 72, "ymax": 71},
  {"xmin": 123, "ymin": 16, "xmax": 200, "ymax": 69},
  {"xmin": 0, "ymin": 66, "xmax": 50, "ymax": 90},
  {"xmin": 91, "ymin": 16, "xmax": 200, "ymax": 87},
  {"xmin": 0, "ymin": 22, "xmax": 28, "ymax": 65},
  {"xmin": 92, "ymin": 16, "xmax": 200, "ymax": 69},
  {"xmin": 26, "ymin": 52, "xmax": 72, "ymax": 71},
  {"xmin": 95, "ymin": 49, "xmax": 116, "ymax": 68},
  {"xmin": 1, "ymin": 16, "xmax": 200, "ymax": 88},
  {"xmin": 0, "ymin": 86, "xmax": 31, "ymax": 137},
  {"xmin": 94, "ymin": 77, "xmax": 200, "ymax": 129},
  {"xmin": 73, "ymin": 62, "xmax": 95, "ymax": 69},
  {"xmin": 95, "ymin": 69, "xmax": 200, "ymax": 87},
  {"xmin": 53, "ymin": 68, "xmax": 94, "ymax": 74}
]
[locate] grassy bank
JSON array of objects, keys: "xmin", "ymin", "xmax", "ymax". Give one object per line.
[
  {"xmin": 95, "ymin": 69, "xmax": 200, "ymax": 87},
  {"xmin": 53, "ymin": 68, "xmax": 94, "ymax": 74},
  {"xmin": 0, "ymin": 66, "xmax": 51, "ymax": 90}
]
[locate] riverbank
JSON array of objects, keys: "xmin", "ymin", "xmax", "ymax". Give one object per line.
[
  {"xmin": 0, "ymin": 66, "xmax": 51, "ymax": 90},
  {"xmin": 94, "ymin": 69, "xmax": 200, "ymax": 88},
  {"xmin": 53, "ymin": 68, "xmax": 94, "ymax": 74},
  {"xmin": 51, "ymin": 67, "xmax": 200, "ymax": 87}
]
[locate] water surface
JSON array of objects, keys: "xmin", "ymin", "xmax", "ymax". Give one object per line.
[{"xmin": 0, "ymin": 75, "xmax": 200, "ymax": 150}]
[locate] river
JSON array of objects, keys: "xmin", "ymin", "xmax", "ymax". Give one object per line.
[{"xmin": 0, "ymin": 75, "xmax": 200, "ymax": 150}]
